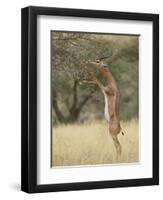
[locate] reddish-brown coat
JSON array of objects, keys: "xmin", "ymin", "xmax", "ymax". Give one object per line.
[{"xmin": 91, "ymin": 61, "xmax": 122, "ymax": 157}]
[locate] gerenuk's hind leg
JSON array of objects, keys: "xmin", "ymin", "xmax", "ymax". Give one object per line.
[{"xmin": 111, "ymin": 135, "xmax": 122, "ymax": 160}]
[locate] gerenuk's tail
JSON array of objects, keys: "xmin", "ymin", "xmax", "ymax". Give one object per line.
[{"xmin": 121, "ymin": 131, "xmax": 125, "ymax": 136}]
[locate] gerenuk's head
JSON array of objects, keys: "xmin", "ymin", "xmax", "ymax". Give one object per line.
[{"xmin": 90, "ymin": 59, "xmax": 109, "ymax": 72}]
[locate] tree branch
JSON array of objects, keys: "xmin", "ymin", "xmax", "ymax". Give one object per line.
[
  {"xmin": 70, "ymin": 79, "xmax": 78, "ymax": 112},
  {"xmin": 52, "ymin": 35, "xmax": 82, "ymax": 41},
  {"xmin": 77, "ymin": 89, "xmax": 96, "ymax": 111}
]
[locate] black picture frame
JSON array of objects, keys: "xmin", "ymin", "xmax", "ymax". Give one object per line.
[{"xmin": 21, "ymin": 6, "xmax": 159, "ymax": 193}]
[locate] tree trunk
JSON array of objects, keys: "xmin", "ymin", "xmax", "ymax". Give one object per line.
[
  {"xmin": 52, "ymin": 86, "xmax": 65, "ymax": 122},
  {"xmin": 52, "ymin": 79, "xmax": 96, "ymax": 123},
  {"xmin": 68, "ymin": 86, "xmax": 96, "ymax": 123}
]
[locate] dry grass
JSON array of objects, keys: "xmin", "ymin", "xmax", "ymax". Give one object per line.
[{"xmin": 52, "ymin": 119, "xmax": 139, "ymax": 167}]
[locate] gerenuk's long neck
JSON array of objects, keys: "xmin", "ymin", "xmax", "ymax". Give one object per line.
[{"xmin": 99, "ymin": 66, "xmax": 117, "ymax": 85}]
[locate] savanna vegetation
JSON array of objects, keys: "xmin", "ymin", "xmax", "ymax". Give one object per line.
[
  {"xmin": 52, "ymin": 119, "xmax": 139, "ymax": 166},
  {"xmin": 51, "ymin": 32, "xmax": 139, "ymax": 166}
]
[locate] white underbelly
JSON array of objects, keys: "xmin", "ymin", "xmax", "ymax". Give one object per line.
[{"xmin": 103, "ymin": 92, "xmax": 110, "ymax": 122}]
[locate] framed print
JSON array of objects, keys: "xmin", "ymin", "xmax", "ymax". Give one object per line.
[{"xmin": 21, "ymin": 6, "xmax": 159, "ymax": 193}]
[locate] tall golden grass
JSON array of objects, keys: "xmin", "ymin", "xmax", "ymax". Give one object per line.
[{"xmin": 52, "ymin": 119, "xmax": 139, "ymax": 167}]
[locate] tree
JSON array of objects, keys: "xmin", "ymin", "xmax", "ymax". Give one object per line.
[{"xmin": 51, "ymin": 32, "xmax": 139, "ymax": 124}]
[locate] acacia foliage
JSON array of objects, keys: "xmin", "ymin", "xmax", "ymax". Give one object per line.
[{"xmin": 51, "ymin": 32, "xmax": 139, "ymax": 123}]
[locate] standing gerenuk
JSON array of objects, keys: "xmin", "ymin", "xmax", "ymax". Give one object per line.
[{"xmin": 91, "ymin": 60, "xmax": 124, "ymax": 159}]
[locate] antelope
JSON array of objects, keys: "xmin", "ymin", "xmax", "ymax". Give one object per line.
[{"xmin": 90, "ymin": 59, "xmax": 124, "ymax": 158}]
